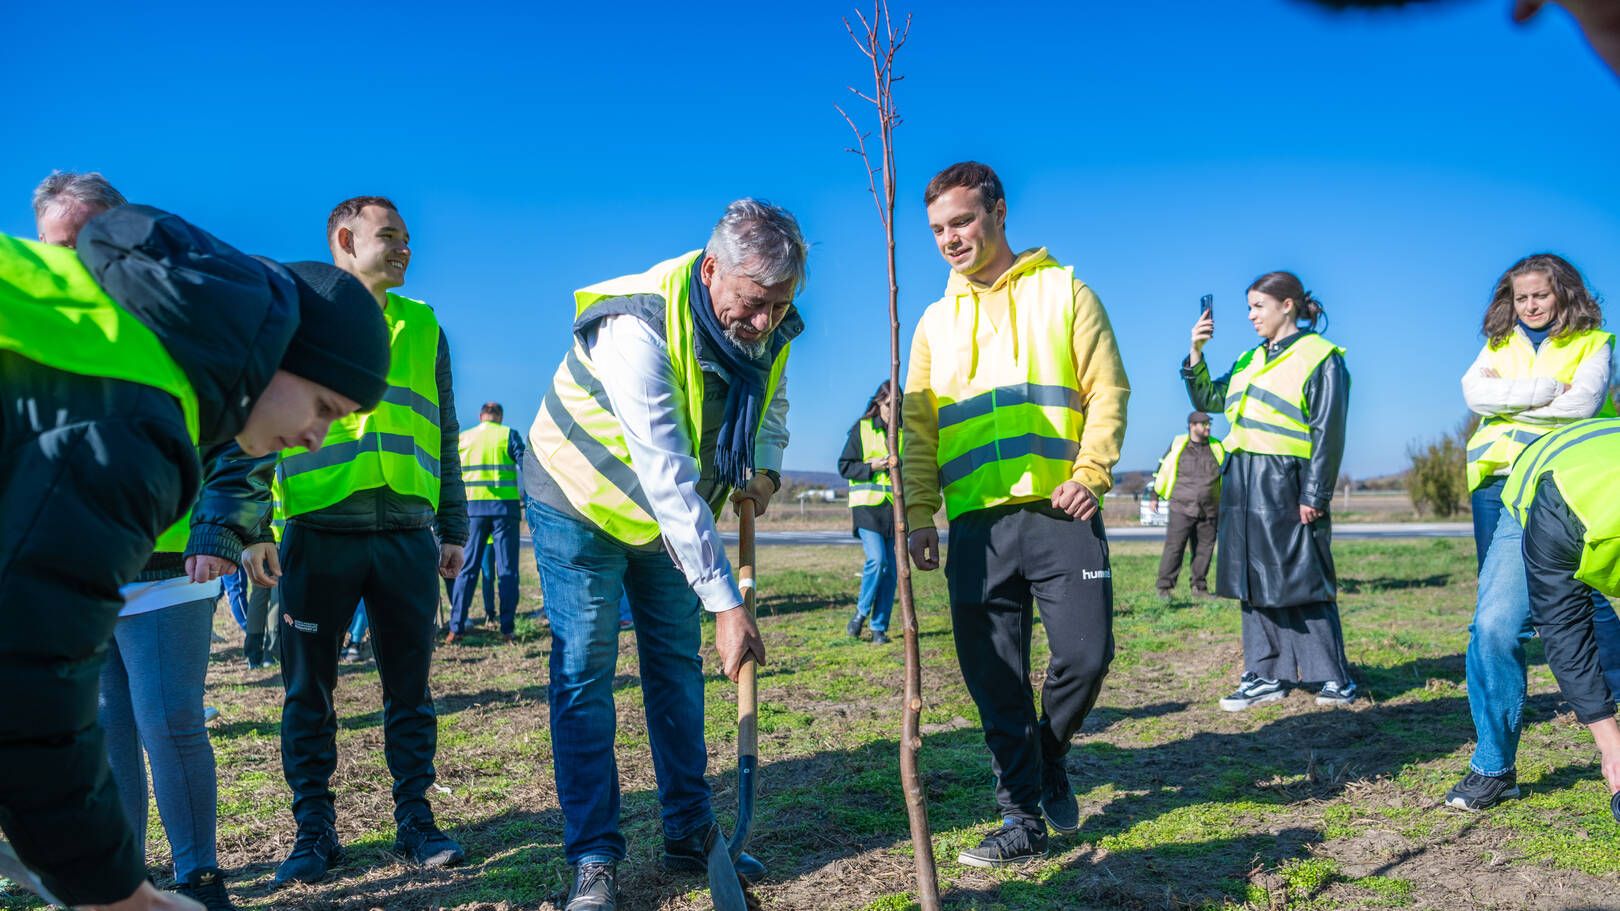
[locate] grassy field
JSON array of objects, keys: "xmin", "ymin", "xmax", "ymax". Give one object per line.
[{"xmin": 8, "ymin": 537, "xmax": 1618, "ymax": 911}]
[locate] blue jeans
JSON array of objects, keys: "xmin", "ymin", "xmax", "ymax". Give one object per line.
[
  {"xmin": 348, "ymin": 601, "xmax": 368, "ymax": 644},
  {"xmin": 1471, "ymin": 477, "xmax": 1507, "ymax": 570},
  {"xmin": 99, "ymin": 598, "xmax": 217, "ymax": 880},
  {"xmin": 450, "ymin": 514, "xmax": 520, "ymax": 634},
  {"xmin": 854, "ymin": 528, "xmax": 897, "ymax": 633},
  {"xmin": 528, "ymin": 500, "xmax": 713, "ymax": 864},
  {"xmin": 1466, "ymin": 507, "xmax": 1620, "ymax": 775}
]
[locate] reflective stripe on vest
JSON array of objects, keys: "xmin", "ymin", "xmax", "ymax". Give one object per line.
[
  {"xmin": 1504, "ymin": 417, "xmax": 1620, "ymax": 596},
  {"xmin": 460, "ymin": 421, "xmax": 519, "ymax": 501},
  {"xmin": 0, "ymin": 235, "xmax": 202, "ymax": 552},
  {"xmin": 276, "ymin": 292, "xmax": 442, "ymax": 516},
  {"xmin": 529, "ymin": 250, "xmax": 790, "ymax": 545},
  {"xmin": 1221, "ymin": 333, "xmax": 1343, "ymax": 459},
  {"xmin": 1152, "ymin": 434, "xmax": 1226, "ymax": 500},
  {"xmin": 923, "ymin": 262, "xmax": 1084, "ymax": 520},
  {"xmin": 849, "ymin": 418, "xmax": 900, "ymax": 508},
  {"xmin": 1465, "ymin": 329, "xmax": 1617, "ymax": 491}
]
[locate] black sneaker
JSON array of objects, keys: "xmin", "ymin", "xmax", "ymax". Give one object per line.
[
  {"xmin": 663, "ymin": 822, "xmax": 767, "ymax": 880},
  {"xmin": 871, "ymin": 630, "xmax": 890, "ymax": 645},
  {"xmin": 564, "ymin": 861, "xmax": 617, "ymax": 911},
  {"xmin": 1219, "ymin": 673, "xmax": 1285, "ymax": 712},
  {"xmin": 956, "ymin": 821, "xmax": 1048, "ymax": 868},
  {"xmin": 1444, "ymin": 770, "xmax": 1520, "ymax": 811},
  {"xmin": 174, "ymin": 867, "xmax": 236, "ymax": 910},
  {"xmin": 272, "ymin": 820, "xmax": 344, "ymax": 887},
  {"xmin": 395, "ymin": 815, "xmax": 465, "ymax": 868},
  {"xmin": 1611, "ymin": 791, "xmax": 1619, "ymax": 823},
  {"xmin": 1316, "ymin": 680, "xmax": 1358, "ymax": 707},
  {"xmin": 1040, "ymin": 761, "xmax": 1079, "ymax": 834},
  {"xmin": 846, "ymin": 614, "xmax": 864, "ymax": 638}
]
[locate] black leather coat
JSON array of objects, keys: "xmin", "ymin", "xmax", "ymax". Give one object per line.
[{"xmin": 1182, "ymin": 331, "xmax": 1350, "ymax": 608}]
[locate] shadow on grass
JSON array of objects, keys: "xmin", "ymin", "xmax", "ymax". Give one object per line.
[{"xmin": 1339, "ymin": 574, "xmax": 1452, "ymax": 594}]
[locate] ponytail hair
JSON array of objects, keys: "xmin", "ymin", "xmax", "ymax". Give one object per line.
[{"xmin": 1248, "ymin": 270, "xmax": 1326, "ymax": 331}]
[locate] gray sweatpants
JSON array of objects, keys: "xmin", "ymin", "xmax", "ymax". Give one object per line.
[
  {"xmin": 98, "ymin": 597, "xmax": 217, "ymax": 880},
  {"xmin": 1240, "ymin": 600, "xmax": 1353, "ymax": 685}
]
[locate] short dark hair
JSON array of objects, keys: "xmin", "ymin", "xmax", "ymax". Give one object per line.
[
  {"xmin": 327, "ymin": 195, "xmax": 399, "ymax": 242},
  {"xmin": 480, "ymin": 401, "xmax": 503, "ymax": 421},
  {"xmin": 924, "ymin": 161, "xmax": 1005, "ymax": 210}
]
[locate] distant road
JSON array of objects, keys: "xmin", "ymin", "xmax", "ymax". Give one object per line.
[{"xmin": 521, "ymin": 522, "xmax": 1470, "ymax": 548}]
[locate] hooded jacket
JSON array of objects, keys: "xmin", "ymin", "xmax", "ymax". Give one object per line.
[
  {"xmin": 0, "ymin": 207, "xmax": 297, "ymax": 905},
  {"xmin": 901, "ymin": 248, "xmax": 1131, "ymax": 530}
]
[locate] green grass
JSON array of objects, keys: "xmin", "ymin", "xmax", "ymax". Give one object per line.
[{"xmin": 4, "ymin": 537, "xmax": 1618, "ymax": 910}]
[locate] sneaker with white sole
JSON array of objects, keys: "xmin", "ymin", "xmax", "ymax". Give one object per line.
[
  {"xmin": 1218, "ymin": 673, "xmax": 1285, "ymax": 711},
  {"xmin": 1315, "ymin": 680, "xmax": 1358, "ymax": 707},
  {"xmin": 957, "ymin": 821, "xmax": 1048, "ymax": 868},
  {"xmin": 1444, "ymin": 770, "xmax": 1520, "ymax": 810}
]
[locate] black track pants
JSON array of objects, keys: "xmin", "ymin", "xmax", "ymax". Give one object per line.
[
  {"xmin": 278, "ymin": 525, "xmax": 440, "ymax": 826},
  {"xmin": 946, "ymin": 502, "xmax": 1114, "ymax": 825}
]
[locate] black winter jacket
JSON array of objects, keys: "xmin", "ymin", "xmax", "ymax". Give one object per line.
[
  {"xmin": 1183, "ymin": 331, "xmax": 1350, "ymax": 608},
  {"xmin": 838, "ymin": 417, "xmax": 896, "ymax": 539},
  {"xmin": 0, "ymin": 207, "xmax": 296, "ymax": 906},
  {"xmin": 137, "ymin": 442, "xmax": 276, "ymax": 580},
  {"xmin": 284, "ymin": 328, "xmax": 468, "ymax": 545}
]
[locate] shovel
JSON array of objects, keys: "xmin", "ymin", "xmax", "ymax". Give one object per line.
[{"xmin": 707, "ymin": 499, "xmax": 761, "ymax": 911}]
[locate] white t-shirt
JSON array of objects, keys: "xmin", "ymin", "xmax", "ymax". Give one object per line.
[{"xmin": 118, "ymin": 574, "xmax": 222, "ymax": 619}]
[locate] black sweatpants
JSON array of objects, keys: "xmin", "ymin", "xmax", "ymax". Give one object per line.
[
  {"xmin": 1155, "ymin": 508, "xmax": 1217, "ymax": 593},
  {"xmin": 945, "ymin": 502, "xmax": 1114, "ymax": 826},
  {"xmin": 1524, "ymin": 478, "xmax": 1617, "ymax": 725},
  {"xmin": 278, "ymin": 524, "xmax": 440, "ymax": 826}
]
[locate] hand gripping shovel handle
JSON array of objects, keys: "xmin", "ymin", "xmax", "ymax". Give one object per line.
[{"xmin": 731, "ymin": 499, "xmax": 759, "ymax": 862}]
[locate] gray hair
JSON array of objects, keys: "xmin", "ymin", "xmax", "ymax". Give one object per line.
[
  {"xmin": 32, "ymin": 170, "xmax": 126, "ymax": 219},
  {"xmin": 704, "ymin": 198, "xmax": 808, "ymax": 292}
]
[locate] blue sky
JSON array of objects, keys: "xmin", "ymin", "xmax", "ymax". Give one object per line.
[{"xmin": 6, "ymin": 0, "xmax": 1618, "ymax": 478}]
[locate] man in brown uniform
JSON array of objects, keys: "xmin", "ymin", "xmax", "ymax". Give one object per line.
[{"xmin": 1153, "ymin": 411, "xmax": 1223, "ymax": 599}]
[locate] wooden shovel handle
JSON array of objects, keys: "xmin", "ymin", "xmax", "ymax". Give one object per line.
[{"xmin": 737, "ymin": 499, "xmax": 758, "ymax": 757}]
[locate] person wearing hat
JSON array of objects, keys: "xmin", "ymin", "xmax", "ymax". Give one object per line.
[
  {"xmin": 0, "ymin": 204, "xmax": 389, "ymax": 911},
  {"xmin": 255, "ymin": 196, "xmax": 469, "ymax": 886},
  {"xmin": 1151, "ymin": 411, "xmax": 1225, "ymax": 599},
  {"xmin": 33, "ymin": 174, "xmax": 275, "ymax": 911}
]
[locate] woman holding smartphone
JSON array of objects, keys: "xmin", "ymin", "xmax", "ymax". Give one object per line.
[{"xmin": 1183, "ymin": 271, "xmax": 1357, "ymax": 711}]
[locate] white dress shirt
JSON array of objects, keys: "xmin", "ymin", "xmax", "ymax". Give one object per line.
[{"xmin": 586, "ymin": 314, "xmax": 789, "ymax": 612}]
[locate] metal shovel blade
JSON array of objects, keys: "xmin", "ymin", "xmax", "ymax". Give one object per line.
[{"xmin": 705, "ymin": 823, "xmax": 750, "ymax": 911}]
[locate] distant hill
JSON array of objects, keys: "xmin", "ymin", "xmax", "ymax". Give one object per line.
[{"xmin": 782, "ymin": 470, "xmax": 843, "ymax": 490}]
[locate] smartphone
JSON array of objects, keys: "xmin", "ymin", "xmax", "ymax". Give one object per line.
[{"xmin": 1199, "ymin": 293, "xmax": 1213, "ymax": 316}]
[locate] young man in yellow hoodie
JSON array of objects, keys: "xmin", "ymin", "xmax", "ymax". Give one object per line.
[{"xmin": 904, "ymin": 161, "xmax": 1130, "ymax": 866}]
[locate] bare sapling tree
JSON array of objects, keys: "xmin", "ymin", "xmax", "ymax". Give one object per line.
[{"xmin": 836, "ymin": 4, "xmax": 940, "ymax": 909}]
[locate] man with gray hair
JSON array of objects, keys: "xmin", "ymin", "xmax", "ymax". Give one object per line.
[
  {"xmin": 33, "ymin": 170, "xmax": 126, "ymax": 247},
  {"xmin": 524, "ymin": 198, "xmax": 805, "ymax": 910}
]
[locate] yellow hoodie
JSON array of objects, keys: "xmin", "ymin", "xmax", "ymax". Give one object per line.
[{"xmin": 902, "ymin": 247, "xmax": 1131, "ymax": 530}]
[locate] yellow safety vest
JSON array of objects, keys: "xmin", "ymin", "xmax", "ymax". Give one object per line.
[
  {"xmin": 921, "ymin": 260, "xmax": 1085, "ymax": 519},
  {"xmin": 1152, "ymin": 433, "xmax": 1226, "ymax": 500},
  {"xmin": 461, "ymin": 420, "xmax": 519, "ymax": 502},
  {"xmin": 1221, "ymin": 333, "xmax": 1343, "ymax": 459},
  {"xmin": 0, "ymin": 234, "xmax": 201, "ymax": 550},
  {"xmin": 1504, "ymin": 417, "xmax": 1620, "ymax": 596},
  {"xmin": 1465, "ymin": 328, "xmax": 1616, "ymax": 491},
  {"xmin": 849, "ymin": 418, "xmax": 901, "ymax": 508},
  {"xmin": 275, "ymin": 292, "xmax": 442, "ymax": 517},
  {"xmin": 529, "ymin": 250, "xmax": 790, "ymax": 545}
]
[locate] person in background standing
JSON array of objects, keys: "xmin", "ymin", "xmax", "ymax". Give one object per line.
[
  {"xmin": 447, "ymin": 402, "xmax": 525, "ymax": 644},
  {"xmin": 838, "ymin": 380, "xmax": 900, "ymax": 644},
  {"xmin": 1152, "ymin": 411, "xmax": 1224, "ymax": 599}
]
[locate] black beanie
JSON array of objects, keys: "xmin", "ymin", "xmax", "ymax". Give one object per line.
[{"xmin": 278, "ymin": 262, "xmax": 390, "ymax": 411}]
